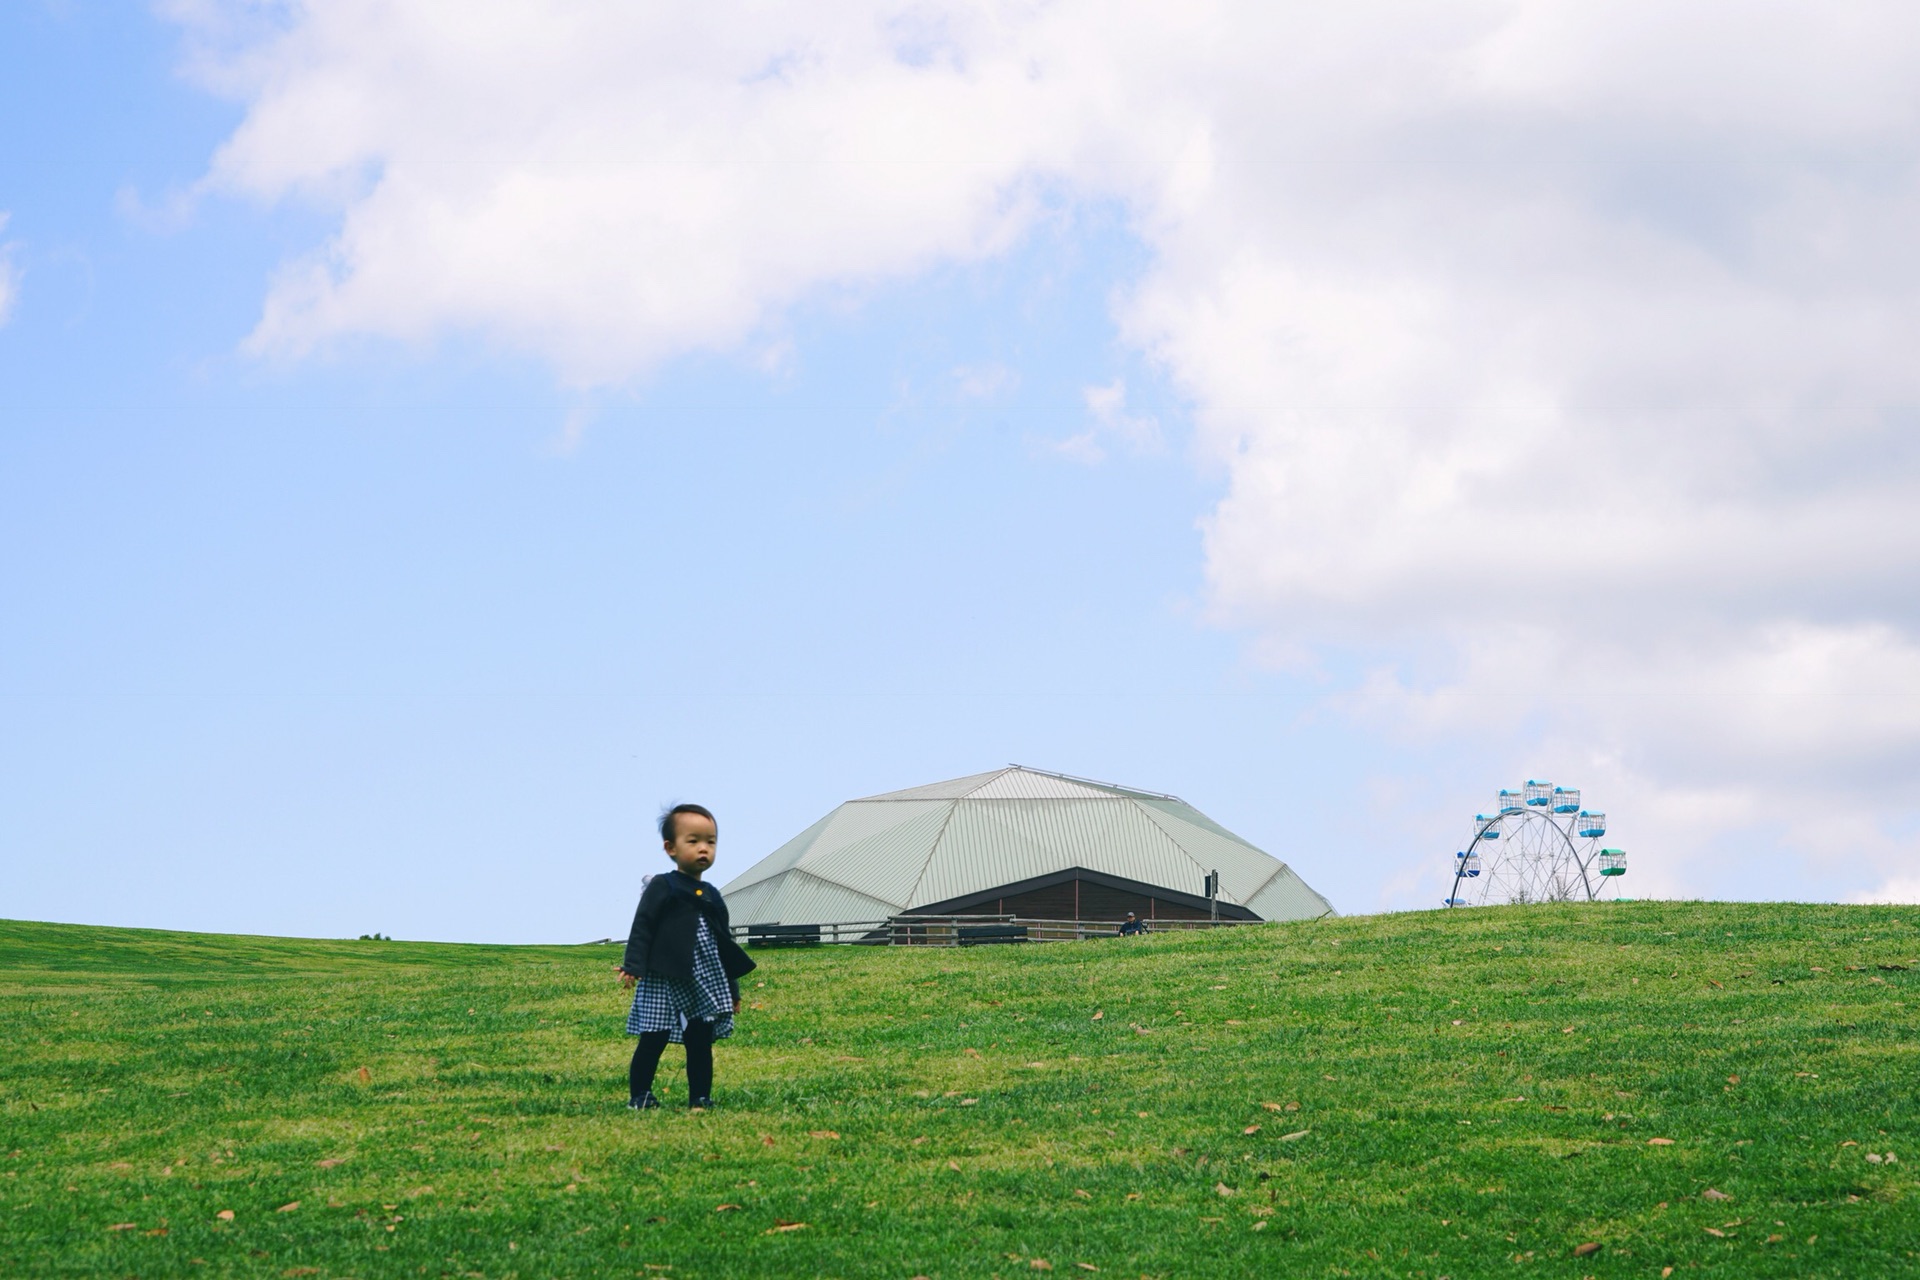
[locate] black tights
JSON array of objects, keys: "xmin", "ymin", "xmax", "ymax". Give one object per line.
[{"xmin": 629, "ymin": 1019, "xmax": 715, "ymax": 1101}]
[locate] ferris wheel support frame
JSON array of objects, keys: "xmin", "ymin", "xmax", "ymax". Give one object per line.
[{"xmin": 1447, "ymin": 809, "xmax": 1603, "ymax": 907}]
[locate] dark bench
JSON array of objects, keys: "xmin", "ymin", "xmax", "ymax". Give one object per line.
[
  {"xmin": 957, "ymin": 924, "xmax": 1029, "ymax": 946},
  {"xmin": 746, "ymin": 923, "xmax": 822, "ymax": 948}
]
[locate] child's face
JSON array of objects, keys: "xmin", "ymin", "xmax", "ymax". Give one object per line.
[{"xmin": 664, "ymin": 812, "xmax": 718, "ymax": 878}]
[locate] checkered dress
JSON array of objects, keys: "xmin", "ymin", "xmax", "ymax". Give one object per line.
[{"xmin": 625, "ymin": 915, "xmax": 735, "ymax": 1042}]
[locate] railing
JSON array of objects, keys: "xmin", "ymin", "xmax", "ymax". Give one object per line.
[{"xmin": 727, "ymin": 913, "xmax": 1251, "ymax": 948}]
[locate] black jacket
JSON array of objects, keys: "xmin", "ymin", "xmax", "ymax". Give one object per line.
[{"xmin": 621, "ymin": 870, "xmax": 756, "ymax": 997}]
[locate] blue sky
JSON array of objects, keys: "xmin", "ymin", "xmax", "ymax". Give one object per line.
[{"xmin": 6, "ymin": 2, "xmax": 1919, "ymax": 941}]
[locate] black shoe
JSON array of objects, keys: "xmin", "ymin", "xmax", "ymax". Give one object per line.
[
  {"xmin": 688, "ymin": 1096, "xmax": 715, "ymax": 1111},
  {"xmin": 627, "ymin": 1092, "xmax": 660, "ymax": 1110}
]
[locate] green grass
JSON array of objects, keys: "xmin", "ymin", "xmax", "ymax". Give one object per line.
[{"xmin": 1, "ymin": 902, "xmax": 1916, "ymax": 1279}]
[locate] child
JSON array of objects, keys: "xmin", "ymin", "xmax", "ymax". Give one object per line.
[{"xmin": 617, "ymin": 803, "xmax": 757, "ymax": 1110}]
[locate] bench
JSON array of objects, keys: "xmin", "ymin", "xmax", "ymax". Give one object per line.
[
  {"xmin": 746, "ymin": 923, "xmax": 822, "ymax": 948},
  {"xmin": 956, "ymin": 924, "xmax": 1029, "ymax": 946}
]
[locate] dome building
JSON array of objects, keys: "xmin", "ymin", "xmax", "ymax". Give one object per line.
[{"xmin": 722, "ymin": 766, "xmax": 1333, "ymax": 926}]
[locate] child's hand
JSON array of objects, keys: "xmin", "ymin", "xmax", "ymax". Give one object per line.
[{"xmin": 616, "ymin": 966, "xmax": 637, "ymax": 988}]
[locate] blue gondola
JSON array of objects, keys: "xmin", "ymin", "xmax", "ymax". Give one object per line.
[
  {"xmin": 1475, "ymin": 815, "xmax": 1502, "ymax": 840},
  {"xmin": 1455, "ymin": 851, "xmax": 1483, "ymax": 877},
  {"xmin": 1552, "ymin": 786, "xmax": 1581, "ymax": 813},
  {"xmin": 1577, "ymin": 810, "xmax": 1606, "ymax": 838},
  {"xmin": 1498, "ymin": 789, "xmax": 1525, "ymax": 814},
  {"xmin": 1524, "ymin": 779, "xmax": 1554, "ymax": 807},
  {"xmin": 1444, "ymin": 897, "xmax": 1471, "ymax": 907},
  {"xmin": 1599, "ymin": 848, "xmax": 1627, "ymax": 876}
]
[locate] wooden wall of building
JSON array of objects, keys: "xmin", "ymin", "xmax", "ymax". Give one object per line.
[{"xmin": 982, "ymin": 877, "xmax": 1216, "ymax": 922}]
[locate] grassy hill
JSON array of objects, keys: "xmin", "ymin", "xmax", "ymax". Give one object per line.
[{"xmin": 1, "ymin": 902, "xmax": 1915, "ymax": 1278}]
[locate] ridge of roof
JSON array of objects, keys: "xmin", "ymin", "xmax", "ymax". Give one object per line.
[
  {"xmin": 851, "ymin": 764, "xmax": 1186, "ymax": 804},
  {"xmin": 1000, "ymin": 764, "xmax": 1185, "ymax": 803}
]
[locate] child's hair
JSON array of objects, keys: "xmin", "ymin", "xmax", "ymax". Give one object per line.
[{"xmin": 660, "ymin": 803, "xmax": 716, "ymax": 843}]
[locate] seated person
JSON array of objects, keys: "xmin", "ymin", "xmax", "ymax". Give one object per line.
[{"xmin": 1117, "ymin": 911, "xmax": 1147, "ymax": 936}]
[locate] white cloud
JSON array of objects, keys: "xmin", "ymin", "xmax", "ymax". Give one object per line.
[
  {"xmin": 1039, "ymin": 379, "xmax": 1162, "ymax": 464},
  {"xmin": 176, "ymin": 1, "xmax": 1920, "ymax": 900},
  {"xmin": 173, "ymin": 1, "xmax": 1104, "ymax": 383},
  {"xmin": 952, "ymin": 362, "xmax": 1016, "ymax": 401},
  {"xmin": 0, "ymin": 212, "xmax": 18, "ymax": 326},
  {"xmin": 1045, "ymin": 428, "xmax": 1106, "ymax": 467},
  {"xmin": 1852, "ymin": 877, "xmax": 1920, "ymax": 905},
  {"xmin": 1104, "ymin": 3, "xmax": 1920, "ymax": 902},
  {"xmin": 1082, "ymin": 378, "xmax": 1161, "ymax": 453}
]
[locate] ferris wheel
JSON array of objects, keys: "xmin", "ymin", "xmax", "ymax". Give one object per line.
[{"xmin": 1444, "ymin": 780, "xmax": 1626, "ymax": 907}]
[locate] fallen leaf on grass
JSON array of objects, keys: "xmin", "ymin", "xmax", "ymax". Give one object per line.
[
  {"xmin": 1243, "ymin": 1126, "xmax": 1261, "ymax": 1135},
  {"xmin": 959, "ymin": 1098, "xmax": 979, "ymax": 1106},
  {"xmin": 807, "ymin": 1131, "xmax": 840, "ymax": 1140},
  {"xmin": 1251, "ymin": 1220, "xmax": 1268, "ymax": 1231},
  {"xmin": 276, "ymin": 1201, "xmax": 300, "ymax": 1213},
  {"xmin": 1573, "ymin": 1242, "xmax": 1601, "ymax": 1257},
  {"xmin": 1030, "ymin": 1260, "xmax": 1053, "ymax": 1271},
  {"xmin": 215, "ymin": 1210, "xmax": 234, "ymax": 1222},
  {"xmin": 1647, "ymin": 1138, "xmax": 1675, "ymax": 1146},
  {"xmin": 1701, "ymin": 1188, "xmax": 1732, "ymax": 1201},
  {"xmin": 1708, "ymin": 980, "xmax": 1724, "ymax": 989},
  {"xmin": 1091, "ymin": 1011, "xmax": 1103, "ymax": 1021},
  {"xmin": 1765, "ymin": 1234, "xmax": 1784, "ymax": 1244},
  {"xmin": 948, "ymin": 1160, "xmax": 962, "ymax": 1172},
  {"xmin": 1561, "ymin": 1027, "xmax": 1575, "ymax": 1035},
  {"xmin": 1076, "ymin": 1264, "xmax": 1099, "ymax": 1272},
  {"xmin": 315, "ymin": 1158, "xmax": 346, "ymax": 1169},
  {"xmin": 760, "ymin": 1134, "xmax": 776, "ymax": 1148},
  {"xmin": 1661, "ymin": 1268, "xmax": 1674, "ymax": 1277},
  {"xmin": 1215, "ymin": 1183, "xmax": 1236, "ymax": 1197},
  {"xmin": 764, "ymin": 1221, "xmax": 807, "ymax": 1234},
  {"xmin": 284, "ymin": 1269, "xmax": 321, "ymax": 1277},
  {"xmin": 356, "ymin": 1067, "xmax": 371, "ymax": 1084},
  {"xmin": 1703, "ymin": 1227, "xmax": 1726, "ymax": 1238},
  {"xmin": 106, "ymin": 1223, "xmax": 137, "ymax": 1232},
  {"xmin": 911, "ymin": 1136, "xmax": 928, "ymax": 1145},
  {"xmin": 1260, "ymin": 1101, "xmax": 1284, "ymax": 1112},
  {"xmin": 145, "ymin": 1228, "xmax": 168, "ymax": 1237},
  {"xmin": 714, "ymin": 1204, "xmax": 741, "ymax": 1213},
  {"xmin": 1073, "ymin": 1189, "xmax": 1092, "ymax": 1199},
  {"xmin": 963, "ymin": 1048, "xmax": 981, "ymax": 1058},
  {"xmin": 1279, "ymin": 1129, "xmax": 1311, "ymax": 1142},
  {"xmin": 1124, "ymin": 1192, "xmax": 1142, "ymax": 1201}
]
